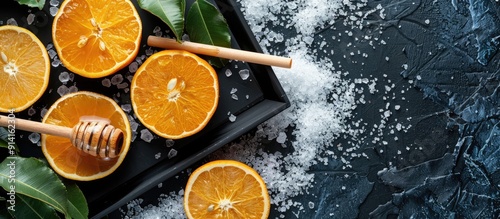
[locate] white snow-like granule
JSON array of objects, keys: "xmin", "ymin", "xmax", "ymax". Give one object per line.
[{"xmin": 124, "ymin": 0, "xmax": 372, "ymax": 218}]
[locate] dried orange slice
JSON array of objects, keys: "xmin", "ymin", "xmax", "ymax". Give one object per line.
[
  {"xmin": 41, "ymin": 91, "xmax": 131, "ymax": 181},
  {"xmin": 0, "ymin": 25, "xmax": 50, "ymax": 113},
  {"xmin": 52, "ymin": 0, "xmax": 142, "ymax": 78},
  {"xmin": 184, "ymin": 160, "xmax": 271, "ymax": 219},
  {"xmin": 131, "ymin": 50, "xmax": 219, "ymax": 139}
]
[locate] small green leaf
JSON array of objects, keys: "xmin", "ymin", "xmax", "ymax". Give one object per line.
[
  {"xmin": 66, "ymin": 183, "xmax": 88, "ymax": 219},
  {"xmin": 138, "ymin": 0, "xmax": 185, "ymax": 41},
  {"xmin": 0, "ymin": 157, "xmax": 69, "ymax": 217},
  {"xmin": 13, "ymin": 194, "xmax": 60, "ymax": 219},
  {"xmin": 14, "ymin": 0, "xmax": 46, "ymax": 10},
  {"xmin": 186, "ymin": 0, "xmax": 231, "ymax": 68},
  {"xmin": 0, "ymin": 127, "xmax": 19, "ymax": 154}
]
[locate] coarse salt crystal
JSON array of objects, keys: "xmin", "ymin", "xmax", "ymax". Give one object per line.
[
  {"xmin": 165, "ymin": 139, "xmax": 175, "ymax": 147},
  {"xmin": 28, "ymin": 132, "xmax": 40, "ymax": 144},
  {"xmin": 140, "ymin": 129, "xmax": 154, "ymax": 143},
  {"xmin": 111, "ymin": 74, "xmax": 124, "ymax": 85},
  {"xmin": 154, "ymin": 152, "xmax": 161, "ymax": 159},
  {"xmin": 225, "ymin": 69, "xmax": 233, "ymax": 77},
  {"xmin": 121, "ymin": 104, "xmax": 132, "ymax": 113},
  {"xmin": 59, "ymin": 71, "xmax": 70, "ymax": 84},
  {"xmin": 238, "ymin": 69, "xmax": 250, "ymax": 80},
  {"xmin": 228, "ymin": 114, "xmax": 237, "ymax": 122},
  {"xmin": 102, "ymin": 78, "xmax": 111, "ymax": 87},
  {"xmin": 49, "ymin": 7, "xmax": 58, "ymax": 17},
  {"xmin": 231, "ymin": 94, "xmax": 238, "ymax": 100},
  {"xmin": 28, "ymin": 107, "xmax": 36, "ymax": 116},
  {"xmin": 168, "ymin": 148, "xmax": 178, "ymax": 159},
  {"xmin": 27, "ymin": 14, "xmax": 35, "ymax": 25},
  {"xmin": 57, "ymin": 85, "xmax": 69, "ymax": 96},
  {"xmin": 6, "ymin": 18, "xmax": 17, "ymax": 26},
  {"xmin": 128, "ymin": 62, "xmax": 138, "ymax": 73}
]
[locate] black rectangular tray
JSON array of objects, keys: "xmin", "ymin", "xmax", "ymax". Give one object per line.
[{"xmin": 1, "ymin": 0, "xmax": 289, "ymax": 217}]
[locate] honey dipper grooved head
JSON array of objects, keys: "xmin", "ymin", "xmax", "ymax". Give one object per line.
[{"xmin": 71, "ymin": 121, "xmax": 124, "ymax": 158}]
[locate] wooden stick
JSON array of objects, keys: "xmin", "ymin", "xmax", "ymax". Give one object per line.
[
  {"xmin": 0, "ymin": 115, "xmax": 72, "ymax": 139},
  {"xmin": 0, "ymin": 115, "xmax": 125, "ymax": 158},
  {"xmin": 147, "ymin": 36, "xmax": 293, "ymax": 68}
]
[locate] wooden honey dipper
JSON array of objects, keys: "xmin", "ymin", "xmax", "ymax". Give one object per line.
[{"xmin": 0, "ymin": 115, "xmax": 124, "ymax": 158}]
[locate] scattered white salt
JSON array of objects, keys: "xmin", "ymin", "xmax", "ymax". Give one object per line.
[
  {"xmin": 121, "ymin": 104, "xmax": 132, "ymax": 113},
  {"xmin": 165, "ymin": 139, "xmax": 175, "ymax": 147},
  {"xmin": 140, "ymin": 129, "xmax": 154, "ymax": 143},
  {"xmin": 167, "ymin": 148, "xmax": 178, "ymax": 159},
  {"xmin": 130, "ymin": 121, "xmax": 139, "ymax": 132},
  {"xmin": 49, "ymin": 7, "xmax": 58, "ymax": 17},
  {"xmin": 154, "ymin": 152, "xmax": 161, "ymax": 159},
  {"xmin": 128, "ymin": 62, "xmax": 138, "ymax": 73},
  {"xmin": 47, "ymin": 49, "xmax": 57, "ymax": 59},
  {"xmin": 27, "ymin": 107, "xmax": 36, "ymax": 117},
  {"xmin": 228, "ymin": 114, "xmax": 237, "ymax": 122},
  {"xmin": 225, "ymin": 69, "xmax": 233, "ymax": 77},
  {"xmin": 6, "ymin": 18, "xmax": 17, "ymax": 26},
  {"xmin": 111, "ymin": 74, "xmax": 124, "ymax": 85},
  {"xmin": 238, "ymin": 69, "xmax": 250, "ymax": 80},
  {"xmin": 231, "ymin": 94, "xmax": 238, "ymax": 100},
  {"xmin": 59, "ymin": 71, "xmax": 70, "ymax": 84},
  {"xmin": 145, "ymin": 48, "xmax": 154, "ymax": 56},
  {"xmin": 68, "ymin": 85, "xmax": 78, "ymax": 93},
  {"xmin": 276, "ymin": 132, "xmax": 287, "ymax": 144},
  {"xmin": 28, "ymin": 132, "xmax": 40, "ymax": 144},
  {"xmin": 51, "ymin": 58, "xmax": 61, "ymax": 67},
  {"xmin": 102, "ymin": 78, "xmax": 111, "ymax": 87},
  {"xmin": 49, "ymin": 0, "xmax": 59, "ymax": 6},
  {"xmin": 117, "ymin": 82, "xmax": 129, "ymax": 89},
  {"xmin": 308, "ymin": 201, "xmax": 315, "ymax": 209},
  {"xmin": 27, "ymin": 14, "xmax": 35, "ymax": 25},
  {"xmin": 153, "ymin": 26, "xmax": 161, "ymax": 33},
  {"xmin": 230, "ymin": 88, "xmax": 238, "ymax": 94},
  {"xmin": 40, "ymin": 108, "xmax": 47, "ymax": 118},
  {"xmin": 57, "ymin": 85, "xmax": 69, "ymax": 96}
]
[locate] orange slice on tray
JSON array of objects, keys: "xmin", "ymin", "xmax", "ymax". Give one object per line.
[
  {"xmin": 184, "ymin": 160, "xmax": 271, "ymax": 219},
  {"xmin": 52, "ymin": 0, "xmax": 142, "ymax": 78},
  {"xmin": 131, "ymin": 50, "xmax": 219, "ymax": 139},
  {"xmin": 41, "ymin": 91, "xmax": 131, "ymax": 181},
  {"xmin": 0, "ymin": 25, "xmax": 50, "ymax": 113}
]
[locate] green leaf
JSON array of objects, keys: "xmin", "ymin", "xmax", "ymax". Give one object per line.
[
  {"xmin": 138, "ymin": 0, "xmax": 185, "ymax": 41},
  {"xmin": 0, "ymin": 127, "xmax": 19, "ymax": 154},
  {"xmin": 0, "ymin": 157, "xmax": 69, "ymax": 217},
  {"xmin": 13, "ymin": 194, "xmax": 60, "ymax": 219},
  {"xmin": 14, "ymin": 0, "xmax": 46, "ymax": 10},
  {"xmin": 186, "ymin": 0, "xmax": 231, "ymax": 68},
  {"xmin": 66, "ymin": 183, "xmax": 88, "ymax": 219}
]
